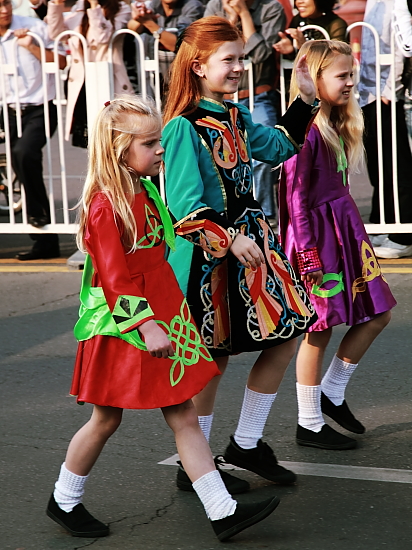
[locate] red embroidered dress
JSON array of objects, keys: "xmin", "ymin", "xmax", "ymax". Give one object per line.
[{"xmin": 70, "ymin": 181, "xmax": 219, "ymax": 409}]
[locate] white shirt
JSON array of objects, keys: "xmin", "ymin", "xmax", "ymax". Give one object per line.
[{"xmin": 0, "ymin": 15, "xmax": 58, "ymax": 105}]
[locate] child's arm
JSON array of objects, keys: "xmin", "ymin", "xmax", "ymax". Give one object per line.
[
  {"xmin": 86, "ymin": 200, "xmax": 157, "ymax": 335},
  {"xmin": 282, "ymin": 133, "xmax": 323, "ymax": 279},
  {"xmin": 163, "ymin": 117, "xmax": 243, "ymax": 258}
]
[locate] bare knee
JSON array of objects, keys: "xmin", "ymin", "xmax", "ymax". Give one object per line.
[
  {"xmin": 90, "ymin": 406, "xmax": 123, "ymax": 439},
  {"xmin": 305, "ymin": 327, "xmax": 333, "ymax": 349},
  {"xmin": 162, "ymin": 400, "xmax": 199, "ymax": 434}
]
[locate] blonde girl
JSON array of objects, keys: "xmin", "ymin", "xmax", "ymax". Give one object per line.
[
  {"xmin": 46, "ymin": 95, "xmax": 280, "ymax": 543},
  {"xmin": 162, "ymin": 16, "xmax": 320, "ymax": 492},
  {"xmin": 279, "ymin": 40, "xmax": 396, "ymax": 450}
]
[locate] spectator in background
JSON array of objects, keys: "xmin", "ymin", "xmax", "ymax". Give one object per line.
[
  {"xmin": 359, "ymin": 0, "xmax": 412, "ymax": 259},
  {"xmin": 0, "ymin": 1, "xmax": 66, "ymax": 260},
  {"xmin": 46, "ymin": 0, "xmax": 132, "ymax": 148},
  {"xmin": 128, "ymin": 0, "xmax": 204, "ymax": 94},
  {"xmin": 204, "ymin": 0, "xmax": 286, "ymax": 223},
  {"xmin": 273, "ymin": 0, "xmax": 347, "ymax": 57}
]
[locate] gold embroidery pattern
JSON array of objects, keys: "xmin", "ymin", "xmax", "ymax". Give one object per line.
[{"xmin": 352, "ymin": 240, "xmax": 384, "ymax": 302}]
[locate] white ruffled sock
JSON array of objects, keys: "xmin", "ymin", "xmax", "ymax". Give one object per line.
[
  {"xmin": 192, "ymin": 470, "xmax": 237, "ymax": 521},
  {"xmin": 296, "ymin": 383, "xmax": 324, "ymax": 432},
  {"xmin": 321, "ymin": 355, "xmax": 358, "ymax": 405},
  {"xmin": 54, "ymin": 462, "xmax": 89, "ymax": 513},
  {"xmin": 198, "ymin": 413, "xmax": 214, "ymax": 442},
  {"xmin": 234, "ymin": 387, "xmax": 277, "ymax": 449}
]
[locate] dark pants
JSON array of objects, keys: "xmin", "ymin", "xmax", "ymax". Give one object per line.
[
  {"xmin": 362, "ymin": 100, "xmax": 412, "ymax": 245},
  {"xmin": 7, "ymin": 101, "xmax": 59, "ymax": 250}
]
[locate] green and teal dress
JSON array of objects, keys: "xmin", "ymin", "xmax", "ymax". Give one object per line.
[
  {"xmin": 71, "ymin": 179, "xmax": 220, "ymax": 408},
  {"xmin": 163, "ymin": 97, "xmax": 318, "ymax": 357}
]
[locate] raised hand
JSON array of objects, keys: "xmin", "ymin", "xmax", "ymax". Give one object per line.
[{"xmin": 295, "ymin": 54, "xmax": 316, "ymax": 105}]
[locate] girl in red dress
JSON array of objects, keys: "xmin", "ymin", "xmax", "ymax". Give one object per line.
[{"xmin": 46, "ymin": 95, "xmax": 280, "ymax": 542}]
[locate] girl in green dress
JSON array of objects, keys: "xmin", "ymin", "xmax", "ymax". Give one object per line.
[{"xmin": 163, "ymin": 16, "xmax": 319, "ymax": 490}]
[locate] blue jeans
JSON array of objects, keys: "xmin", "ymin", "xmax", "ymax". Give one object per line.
[{"xmin": 240, "ymin": 90, "xmax": 279, "ymax": 218}]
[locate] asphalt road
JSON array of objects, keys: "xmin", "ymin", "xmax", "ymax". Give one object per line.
[
  {"xmin": 0, "ymin": 267, "xmax": 411, "ymax": 550},
  {"xmin": 1, "ymin": 127, "xmax": 411, "ymax": 550}
]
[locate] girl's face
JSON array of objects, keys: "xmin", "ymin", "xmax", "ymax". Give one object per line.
[
  {"xmin": 125, "ymin": 125, "xmax": 164, "ymax": 183},
  {"xmin": 317, "ymin": 54, "xmax": 354, "ymax": 115},
  {"xmin": 295, "ymin": 0, "xmax": 322, "ymax": 18},
  {"xmin": 193, "ymin": 39, "xmax": 245, "ymax": 103}
]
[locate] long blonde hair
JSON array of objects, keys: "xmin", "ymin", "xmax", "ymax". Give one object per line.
[
  {"xmin": 290, "ymin": 40, "xmax": 364, "ymax": 172},
  {"xmin": 76, "ymin": 95, "xmax": 162, "ymax": 253}
]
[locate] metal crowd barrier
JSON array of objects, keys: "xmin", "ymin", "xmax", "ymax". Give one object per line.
[{"xmin": 1, "ymin": 21, "xmax": 411, "ymax": 239}]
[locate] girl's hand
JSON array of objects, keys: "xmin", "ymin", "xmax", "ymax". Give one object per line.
[
  {"xmin": 138, "ymin": 320, "xmax": 174, "ymax": 358},
  {"xmin": 295, "ymin": 54, "xmax": 317, "ymax": 106},
  {"xmin": 230, "ymin": 233, "xmax": 265, "ymax": 269},
  {"xmin": 302, "ymin": 269, "xmax": 323, "ymax": 286}
]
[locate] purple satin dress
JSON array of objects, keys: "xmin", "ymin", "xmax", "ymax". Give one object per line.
[{"xmin": 279, "ymin": 125, "xmax": 396, "ymax": 332}]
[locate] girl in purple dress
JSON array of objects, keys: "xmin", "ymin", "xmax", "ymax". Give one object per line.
[{"xmin": 279, "ymin": 40, "xmax": 397, "ymax": 450}]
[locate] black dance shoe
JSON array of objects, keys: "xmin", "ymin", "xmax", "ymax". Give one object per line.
[
  {"xmin": 321, "ymin": 392, "xmax": 366, "ymax": 434},
  {"xmin": 46, "ymin": 494, "xmax": 110, "ymax": 537},
  {"xmin": 223, "ymin": 436, "xmax": 296, "ymax": 485},
  {"xmin": 211, "ymin": 496, "xmax": 280, "ymax": 542},
  {"xmin": 296, "ymin": 424, "xmax": 357, "ymax": 450},
  {"xmin": 176, "ymin": 457, "xmax": 250, "ymax": 494},
  {"xmin": 28, "ymin": 215, "xmax": 49, "ymax": 228},
  {"xmin": 16, "ymin": 247, "xmax": 60, "ymax": 261}
]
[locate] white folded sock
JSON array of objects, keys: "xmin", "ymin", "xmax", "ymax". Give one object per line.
[
  {"xmin": 321, "ymin": 355, "xmax": 358, "ymax": 405},
  {"xmin": 54, "ymin": 462, "xmax": 88, "ymax": 513},
  {"xmin": 234, "ymin": 386, "xmax": 277, "ymax": 449},
  {"xmin": 296, "ymin": 383, "xmax": 324, "ymax": 432},
  {"xmin": 192, "ymin": 470, "xmax": 237, "ymax": 521}
]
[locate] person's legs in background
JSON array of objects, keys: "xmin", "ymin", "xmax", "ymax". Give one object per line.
[
  {"xmin": 362, "ymin": 100, "xmax": 412, "ymax": 258},
  {"xmin": 8, "ymin": 102, "xmax": 60, "ymax": 260},
  {"xmin": 240, "ymin": 91, "xmax": 279, "ymax": 223}
]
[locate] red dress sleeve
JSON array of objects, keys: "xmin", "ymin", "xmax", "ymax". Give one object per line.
[{"xmin": 84, "ymin": 197, "xmax": 155, "ymax": 334}]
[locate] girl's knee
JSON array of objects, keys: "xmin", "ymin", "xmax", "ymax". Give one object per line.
[
  {"xmin": 91, "ymin": 407, "xmax": 123, "ymax": 438},
  {"xmin": 162, "ymin": 400, "xmax": 199, "ymax": 432},
  {"xmin": 374, "ymin": 310, "xmax": 391, "ymax": 330}
]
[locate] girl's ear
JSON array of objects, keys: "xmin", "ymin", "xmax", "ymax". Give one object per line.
[{"xmin": 191, "ymin": 59, "xmax": 204, "ymax": 78}]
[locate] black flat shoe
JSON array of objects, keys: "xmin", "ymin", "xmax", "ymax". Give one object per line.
[
  {"xmin": 296, "ymin": 424, "xmax": 357, "ymax": 450},
  {"xmin": 176, "ymin": 457, "xmax": 250, "ymax": 494},
  {"xmin": 211, "ymin": 496, "xmax": 280, "ymax": 542},
  {"xmin": 223, "ymin": 436, "xmax": 296, "ymax": 485},
  {"xmin": 16, "ymin": 248, "xmax": 60, "ymax": 261},
  {"xmin": 28, "ymin": 215, "xmax": 49, "ymax": 228},
  {"xmin": 321, "ymin": 392, "xmax": 365, "ymax": 434},
  {"xmin": 46, "ymin": 494, "xmax": 109, "ymax": 537}
]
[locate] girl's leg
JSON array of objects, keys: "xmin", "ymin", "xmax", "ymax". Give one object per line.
[
  {"xmin": 293, "ymin": 329, "xmax": 356, "ymax": 449},
  {"xmin": 54, "ymin": 406, "xmax": 122, "ymax": 511},
  {"xmin": 162, "ymin": 400, "xmax": 280, "ymax": 540},
  {"xmin": 48, "ymin": 406, "xmax": 122, "ymax": 538},
  {"xmin": 321, "ymin": 312, "xmax": 391, "ymax": 432},
  {"xmin": 224, "ymin": 340, "xmax": 298, "ymax": 484},
  {"xmin": 322, "ymin": 311, "xmax": 391, "ymax": 403},
  {"xmin": 295, "ymin": 329, "xmax": 332, "ymax": 433}
]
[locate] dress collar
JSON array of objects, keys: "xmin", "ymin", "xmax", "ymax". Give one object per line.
[{"xmin": 199, "ymin": 96, "xmax": 228, "ymax": 112}]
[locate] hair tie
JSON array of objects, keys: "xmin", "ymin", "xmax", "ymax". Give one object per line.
[
  {"xmin": 175, "ymin": 28, "xmax": 186, "ymax": 54},
  {"xmin": 104, "ymin": 100, "xmax": 111, "ymax": 107}
]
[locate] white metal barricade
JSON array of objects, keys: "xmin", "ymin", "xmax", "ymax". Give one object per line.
[{"xmin": 1, "ymin": 22, "xmax": 412, "ymax": 239}]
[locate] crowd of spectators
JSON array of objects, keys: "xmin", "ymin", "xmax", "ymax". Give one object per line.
[{"xmin": 2, "ymin": 0, "xmax": 412, "ymax": 259}]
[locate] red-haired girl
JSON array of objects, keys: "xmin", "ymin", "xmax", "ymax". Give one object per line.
[{"xmin": 162, "ymin": 16, "xmax": 319, "ymax": 492}]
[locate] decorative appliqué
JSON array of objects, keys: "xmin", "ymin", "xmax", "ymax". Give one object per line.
[
  {"xmin": 352, "ymin": 241, "xmax": 387, "ymax": 301},
  {"xmin": 135, "ymin": 204, "xmax": 164, "ymax": 249},
  {"xmin": 157, "ymin": 299, "xmax": 213, "ymax": 386}
]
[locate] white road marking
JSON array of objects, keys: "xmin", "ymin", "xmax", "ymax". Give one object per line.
[{"xmin": 158, "ymin": 454, "xmax": 412, "ymax": 484}]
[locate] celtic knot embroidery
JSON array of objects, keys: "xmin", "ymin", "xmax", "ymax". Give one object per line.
[
  {"xmin": 135, "ymin": 204, "xmax": 164, "ymax": 249},
  {"xmin": 157, "ymin": 299, "xmax": 213, "ymax": 386}
]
